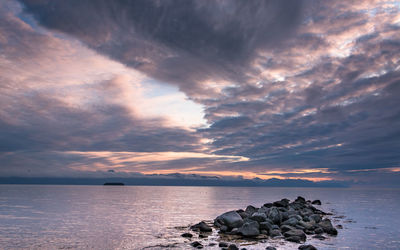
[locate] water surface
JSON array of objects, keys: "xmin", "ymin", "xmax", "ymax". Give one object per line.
[{"xmin": 0, "ymin": 185, "xmax": 399, "ymax": 249}]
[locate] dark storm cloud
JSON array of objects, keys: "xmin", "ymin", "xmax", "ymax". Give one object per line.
[
  {"xmin": 19, "ymin": 0, "xmax": 304, "ymax": 95},
  {"xmin": 2, "ymin": 0, "xmax": 400, "ymax": 186}
]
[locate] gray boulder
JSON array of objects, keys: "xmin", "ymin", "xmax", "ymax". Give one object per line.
[
  {"xmin": 238, "ymin": 221, "xmax": 260, "ymax": 237},
  {"xmin": 283, "ymin": 229, "xmax": 306, "ymax": 241},
  {"xmin": 245, "ymin": 205, "xmax": 258, "ymax": 215},
  {"xmin": 259, "ymin": 221, "xmax": 273, "ymax": 231},
  {"xmin": 216, "ymin": 211, "xmax": 244, "ymax": 229},
  {"xmin": 309, "ymin": 214, "xmax": 322, "ymax": 223},
  {"xmin": 318, "ymin": 219, "xmax": 338, "ymax": 235},
  {"xmin": 282, "ymin": 217, "xmax": 299, "ymax": 226},
  {"xmin": 280, "ymin": 225, "xmax": 297, "ymax": 233},
  {"xmin": 250, "ymin": 212, "xmax": 268, "ymax": 222},
  {"xmin": 286, "ymin": 236, "xmax": 302, "ymax": 243},
  {"xmin": 268, "ymin": 207, "xmax": 282, "ymax": 225},
  {"xmin": 269, "ymin": 229, "xmax": 282, "ymax": 238}
]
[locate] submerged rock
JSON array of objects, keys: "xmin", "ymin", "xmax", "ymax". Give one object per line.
[
  {"xmin": 191, "ymin": 221, "xmax": 212, "ymax": 232},
  {"xmin": 181, "ymin": 232, "xmax": 193, "ymax": 238},
  {"xmin": 299, "ymin": 244, "xmax": 317, "ymax": 250}
]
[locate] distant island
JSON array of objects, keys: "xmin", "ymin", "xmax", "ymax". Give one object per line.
[{"xmin": 103, "ymin": 182, "xmax": 125, "ymax": 186}]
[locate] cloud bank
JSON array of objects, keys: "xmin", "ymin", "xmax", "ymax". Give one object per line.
[{"xmin": 0, "ymin": 0, "xmax": 399, "ymax": 186}]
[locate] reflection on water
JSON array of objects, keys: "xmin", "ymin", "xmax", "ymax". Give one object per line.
[{"xmin": 0, "ymin": 185, "xmax": 399, "ymax": 249}]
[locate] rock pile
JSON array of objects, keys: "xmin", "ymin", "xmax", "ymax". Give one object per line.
[{"xmin": 182, "ymin": 197, "xmax": 339, "ymax": 249}]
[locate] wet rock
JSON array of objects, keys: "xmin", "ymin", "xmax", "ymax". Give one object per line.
[
  {"xmin": 311, "ymin": 200, "xmax": 321, "ymax": 205},
  {"xmin": 314, "ymin": 227, "xmax": 323, "ymax": 234},
  {"xmin": 259, "ymin": 221, "xmax": 273, "ymax": 231},
  {"xmin": 286, "ymin": 236, "xmax": 302, "ymax": 243},
  {"xmin": 209, "ymin": 243, "xmax": 217, "ymax": 246},
  {"xmin": 282, "ymin": 217, "xmax": 299, "ymax": 226},
  {"xmin": 281, "ymin": 225, "xmax": 297, "ymax": 233},
  {"xmin": 266, "ymin": 247, "xmax": 277, "ymax": 250},
  {"xmin": 263, "ymin": 203, "xmax": 273, "ymax": 208},
  {"xmin": 181, "ymin": 232, "xmax": 193, "ymax": 238},
  {"xmin": 190, "ymin": 241, "xmax": 203, "ymax": 248},
  {"xmin": 191, "ymin": 221, "xmax": 212, "ymax": 232},
  {"xmin": 216, "ymin": 211, "xmax": 244, "ymax": 229},
  {"xmin": 250, "ymin": 212, "xmax": 268, "ymax": 222},
  {"xmin": 298, "ymin": 220, "xmax": 315, "ymax": 230},
  {"xmin": 268, "ymin": 207, "xmax": 282, "ymax": 225},
  {"xmin": 238, "ymin": 221, "xmax": 260, "ymax": 237},
  {"xmin": 313, "ymin": 234, "xmax": 326, "ymax": 240},
  {"xmin": 219, "ymin": 242, "xmax": 228, "ymax": 247},
  {"xmin": 228, "ymin": 244, "xmax": 239, "ymax": 250},
  {"xmin": 269, "ymin": 229, "xmax": 282, "ymax": 238},
  {"xmin": 318, "ymin": 219, "xmax": 338, "ymax": 235},
  {"xmin": 299, "ymin": 244, "xmax": 317, "ymax": 250},
  {"xmin": 238, "ymin": 211, "xmax": 250, "ymax": 219},
  {"xmin": 245, "ymin": 205, "xmax": 258, "ymax": 215},
  {"xmin": 309, "ymin": 214, "xmax": 322, "ymax": 223},
  {"xmin": 304, "ymin": 229, "xmax": 314, "ymax": 235},
  {"xmin": 220, "ymin": 225, "xmax": 228, "ymax": 233},
  {"xmin": 295, "ymin": 196, "xmax": 306, "ymax": 203},
  {"xmin": 273, "ymin": 199, "xmax": 289, "ymax": 207},
  {"xmin": 283, "ymin": 229, "xmax": 306, "ymax": 241},
  {"xmin": 336, "ymin": 224, "xmax": 343, "ymax": 229},
  {"xmin": 258, "ymin": 206, "xmax": 270, "ymax": 214}
]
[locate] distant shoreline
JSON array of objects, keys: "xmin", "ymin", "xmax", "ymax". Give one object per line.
[{"xmin": 0, "ymin": 177, "xmax": 349, "ymax": 188}]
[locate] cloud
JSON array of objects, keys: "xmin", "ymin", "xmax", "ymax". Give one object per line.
[
  {"xmin": 1, "ymin": 0, "xmax": 399, "ymax": 186},
  {"xmin": 19, "ymin": 0, "xmax": 304, "ymax": 96}
]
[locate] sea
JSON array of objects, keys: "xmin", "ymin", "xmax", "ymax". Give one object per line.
[{"xmin": 0, "ymin": 185, "xmax": 399, "ymax": 249}]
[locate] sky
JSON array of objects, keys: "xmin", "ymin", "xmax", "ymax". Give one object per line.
[{"xmin": 1, "ymin": 0, "xmax": 400, "ymax": 187}]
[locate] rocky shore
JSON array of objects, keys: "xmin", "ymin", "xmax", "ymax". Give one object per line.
[{"xmin": 181, "ymin": 197, "xmax": 341, "ymax": 249}]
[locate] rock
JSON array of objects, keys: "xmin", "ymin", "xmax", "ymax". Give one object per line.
[
  {"xmin": 230, "ymin": 228, "xmax": 239, "ymax": 234},
  {"xmin": 309, "ymin": 214, "xmax": 322, "ymax": 223},
  {"xmin": 313, "ymin": 234, "xmax": 326, "ymax": 240},
  {"xmin": 271, "ymin": 224, "xmax": 279, "ymax": 230},
  {"xmin": 190, "ymin": 241, "xmax": 203, "ymax": 248},
  {"xmin": 314, "ymin": 227, "xmax": 323, "ymax": 234},
  {"xmin": 216, "ymin": 211, "xmax": 244, "ymax": 229},
  {"xmin": 299, "ymin": 244, "xmax": 317, "ymax": 250},
  {"xmin": 245, "ymin": 205, "xmax": 258, "ymax": 215},
  {"xmin": 318, "ymin": 219, "xmax": 338, "ymax": 235},
  {"xmin": 336, "ymin": 224, "xmax": 343, "ymax": 229},
  {"xmin": 219, "ymin": 242, "xmax": 228, "ymax": 247},
  {"xmin": 298, "ymin": 220, "xmax": 315, "ymax": 230},
  {"xmin": 266, "ymin": 247, "xmax": 277, "ymax": 250},
  {"xmin": 263, "ymin": 203, "xmax": 273, "ymax": 208},
  {"xmin": 209, "ymin": 243, "xmax": 217, "ymax": 246},
  {"xmin": 281, "ymin": 211, "xmax": 289, "ymax": 221},
  {"xmin": 220, "ymin": 225, "xmax": 228, "ymax": 233},
  {"xmin": 228, "ymin": 244, "xmax": 239, "ymax": 250},
  {"xmin": 238, "ymin": 211, "xmax": 250, "ymax": 219},
  {"xmin": 191, "ymin": 221, "xmax": 212, "ymax": 232},
  {"xmin": 258, "ymin": 206, "xmax": 269, "ymax": 214},
  {"xmin": 250, "ymin": 212, "xmax": 268, "ymax": 222},
  {"xmin": 311, "ymin": 200, "xmax": 321, "ymax": 205},
  {"xmin": 269, "ymin": 229, "xmax": 282, "ymax": 238},
  {"xmin": 273, "ymin": 199, "xmax": 289, "ymax": 207},
  {"xmin": 304, "ymin": 229, "xmax": 314, "ymax": 235},
  {"xmin": 238, "ymin": 221, "xmax": 260, "ymax": 237},
  {"xmin": 283, "ymin": 229, "xmax": 306, "ymax": 241},
  {"xmin": 295, "ymin": 196, "xmax": 306, "ymax": 203},
  {"xmin": 259, "ymin": 221, "xmax": 273, "ymax": 231},
  {"xmin": 289, "ymin": 214, "xmax": 303, "ymax": 221},
  {"xmin": 286, "ymin": 236, "xmax": 302, "ymax": 243},
  {"xmin": 280, "ymin": 225, "xmax": 297, "ymax": 233},
  {"xmin": 267, "ymin": 207, "xmax": 282, "ymax": 225},
  {"xmin": 181, "ymin": 232, "xmax": 193, "ymax": 238},
  {"xmin": 282, "ymin": 217, "xmax": 299, "ymax": 226}
]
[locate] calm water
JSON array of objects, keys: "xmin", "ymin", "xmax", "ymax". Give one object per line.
[{"xmin": 0, "ymin": 185, "xmax": 399, "ymax": 249}]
